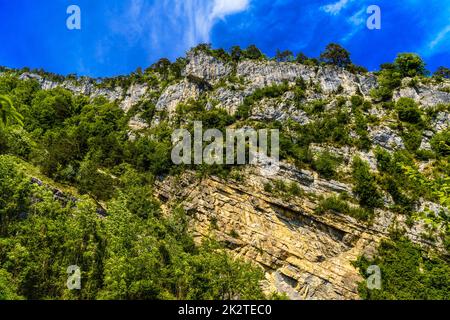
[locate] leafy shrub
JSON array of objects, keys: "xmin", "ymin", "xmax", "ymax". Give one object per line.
[
  {"xmin": 396, "ymin": 98, "xmax": 422, "ymax": 124},
  {"xmin": 430, "ymin": 130, "xmax": 450, "ymax": 157},
  {"xmin": 371, "ymin": 64, "xmax": 402, "ymax": 102},
  {"xmin": 267, "ymin": 179, "xmax": 303, "ymax": 198},
  {"xmin": 433, "ymin": 66, "xmax": 450, "ymax": 80},
  {"xmin": 401, "ymin": 125, "xmax": 423, "ymax": 152},
  {"xmin": 354, "ymin": 110, "xmax": 372, "ymax": 150},
  {"xmin": 313, "ymin": 151, "xmax": 341, "ymax": 179},
  {"xmin": 355, "ymin": 234, "xmax": 450, "ymax": 300},
  {"xmin": 394, "ymin": 53, "xmax": 427, "ymax": 78},
  {"xmin": 236, "ymin": 83, "xmax": 290, "ymax": 120},
  {"xmin": 315, "ymin": 196, "xmax": 372, "ymax": 221},
  {"xmin": 351, "ymin": 95, "xmax": 364, "ymax": 108}
]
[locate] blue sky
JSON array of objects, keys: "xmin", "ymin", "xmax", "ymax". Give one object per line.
[{"xmin": 0, "ymin": 0, "xmax": 448, "ymax": 77}]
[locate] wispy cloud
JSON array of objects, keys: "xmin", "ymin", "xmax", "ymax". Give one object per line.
[
  {"xmin": 428, "ymin": 25, "xmax": 450, "ymax": 49},
  {"xmin": 113, "ymin": 0, "xmax": 250, "ymax": 54},
  {"xmin": 340, "ymin": 7, "xmax": 365, "ymax": 43},
  {"xmin": 321, "ymin": 0, "xmax": 353, "ymax": 15},
  {"xmin": 348, "ymin": 8, "xmax": 365, "ymax": 26}
]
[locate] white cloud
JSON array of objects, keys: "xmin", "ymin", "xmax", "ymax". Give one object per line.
[
  {"xmin": 212, "ymin": 0, "xmax": 250, "ymax": 19},
  {"xmin": 113, "ymin": 0, "xmax": 250, "ymax": 54},
  {"xmin": 321, "ymin": 0, "xmax": 353, "ymax": 15},
  {"xmin": 428, "ymin": 25, "xmax": 450, "ymax": 49},
  {"xmin": 348, "ymin": 8, "xmax": 365, "ymax": 26}
]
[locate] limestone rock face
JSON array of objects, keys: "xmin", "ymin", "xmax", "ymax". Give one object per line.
[
  {"xmin": 154, "ymin": 164, "xmax": 438, "ymax": 300},
  {"xmin": 251, "ymin": 95, "xmax": 310, "ymax": 124},
  {"xmin": 156, "ymin": 80, "xmax": 200, "ymax": 113},
  {"xmin": 394, "ymin": 84, "xmax": 450, "ymax": 107},
  {"xmin": 236, "ymin": 60, "xmax": 316, "ymax": 89},
  {"xmin": 120, "ymin": 83, "xmax": 149, "ymax": 112},
  {"xmin": 185, "ymin": 50, "xmax": 232, "ymax": 84},
  {"xmin": 369, "ymin": 126, "xmax": 405, "ymax": 151},
  {"xmin": 213, "ymin": 88, "xmax": 245, "ymax": 114},
  {"xmin": 19, "ymin": 72, "xmax": 124, "ymax": 102}
]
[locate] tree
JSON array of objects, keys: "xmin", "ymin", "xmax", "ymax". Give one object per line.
[
  {"xmin": 243, "ymin": 45, "xmax": 263, "ymax": 60},
  {"xmin": 0, "ymin": 95, "xmax": 23, "ymax": 127},
  {"xmin": 394, "ymin": 53, "xmax": 427, "ymax": 78},
  {"xmin": 231, "ymin": 46, "xmax": 243, "ymax": 62},
  {"xmin": 433, "ymin": 66, "xmax": 450, "ymax": 79},
  {"xmin": 295, "ymin": 52, "xmax": 308, "ymax": 64},
  {"xmin": 320, "ymin": 43, "xmax": 351, "ymax": 68}
]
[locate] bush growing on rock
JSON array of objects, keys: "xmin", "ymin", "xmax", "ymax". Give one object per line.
[
  {"xmin": 433, "ymin": 66, "xmax": 450, "ymax": 80},
  {"xmin": 355, "ymin": 234, "xmax": 450, "ymax": 300},
  {"xmin": 313, "ymin": 151, "xmax": 341, "ymax": 179},
  {"xmin": 320, "ymin": 43, "xmax": 351, "ymax": 68},
  {"xmin": 315, "ymin": 196, "xmax": 373, "ymax": 221},
  {"xmin": 430, "ymin": 129, "xmax": 450, "ymax": 157},
  {"xmin": 395, "ymin": 98, "xmax": 422, "ymax": 124},
  {"xmin": 352, "ymin": 157, "xmax": 383, "ymax": 209}
]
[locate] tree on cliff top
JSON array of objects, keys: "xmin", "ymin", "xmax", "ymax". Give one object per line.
[{"xmin": 320, "ymin": 43, "xmax": 352, "ymax": 68}]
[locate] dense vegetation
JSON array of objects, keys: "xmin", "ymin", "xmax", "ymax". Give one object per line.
[
  {"xmin": 0, "ymin": 74, "xmax": 272, "ymax": 300},
  {"xmin": 354, "ymin": 233, "xmax": 450, "ymax": 300}
]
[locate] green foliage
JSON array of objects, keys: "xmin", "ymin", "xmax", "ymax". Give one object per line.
[
  {"xmin": 433, "ymin": 66, "xmax": 450, "ymax": 79},
  {"xmin": 355, "ymin": 234, "xmax": 450, "ymax": 300},
  {"xmin": 0, "ymin": 95, "xmax": 23, "ymax": 127},
  {"xmin": 402, "ymin": 164, "xmax": 450, "ymax": 209},
  {"xmin": 430, "ymin": 129, "xmax": 450, "ymax": 157},
  {"xmin": 77, "ymin": 156, "xmax": 116, "ymax": 201},
  {"xmin": 265, "ymin": 179, "xmax": 303, "ymax": 199},
  {"xmin": 394, "ymin": 53, "xmax": 427, "ymax": 78},
  {"xmin": 374, "ymin": 148, "xmax": 439, "ymax": 213},
  {"xmin": 304, "ymin": 99, "xmax": 327, "ymax": 115},
  {"xmin": 275, "ymin": 49, "xmax": 294, "ymax": 62},
  {"xmin": 350, "ymin": 95, "xmax": 364, "ymax": 108},
  {"xmin": 0, "ymin": 269, "xmax": 23, "ymax": 300},
  {"xmin": 371, "ymin": 66, "xmax": 402, "ymax": 102},
  {"xmin": 29, "ymin": 88, "xmax": 75, "ymax": 131},
  {"xmin": 352, "ymin": 157, "xmax": 383, "ymax": 209},
  {"xmin": 401, "ymin": 124, "xmax": 423, "ymax": 153},
  {"xmin": 242, "ymin": 45, "xmax": 265, "ymax": 60},
  {"xmin": 0, "ymin": 126, "xmax": 37, "ymax": 160},
  {"xmin": 0, "ymin": 156, "xmax": 267, "ymax": 300},
  {"xmin": 354, "ymin": 110, "xmax": 372, "ymax": 150},
  {"xmin": 371, "ymin": 54, "xmax": 427, "ymax": 102},
  {"xmin": 315, "ymin": 196, "xmax": 373, "ymax": 221}
]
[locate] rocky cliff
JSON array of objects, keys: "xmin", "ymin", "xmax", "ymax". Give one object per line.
[{"xmin": 14, "ymin": 49, "xmax": 450, "ymax": 300}]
